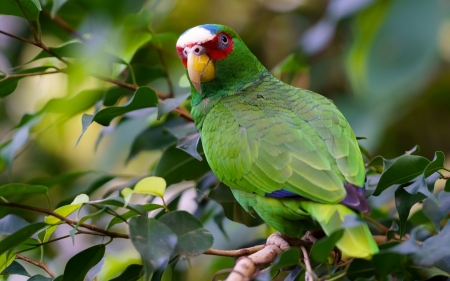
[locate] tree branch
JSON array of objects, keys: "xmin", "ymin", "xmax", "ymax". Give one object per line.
[
  {"xmin": 0, "ymin": 70, "xmax": 61, "ymax": 82},
  {"xmin": 0, "ymin": 202, "xmax": 129, "ymax": 239},
  {"xmin": 0, "ymin": 29, "xmax": 38, "ymax": 46},
  {"xmin": 16, "ymin": 253, "xmax": 56, "ymax": 278},
  {"xmin": 204, "ymin": 245, "xmax": 265, "ymax": 257},
  {"xmin": 41, "ymin": 9, "xmax": 84, "ymax": 40}
]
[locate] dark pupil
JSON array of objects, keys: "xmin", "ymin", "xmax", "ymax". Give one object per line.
[{"xmin": 222, "ymin": 35, "xmax": 228, "ymax": 44}]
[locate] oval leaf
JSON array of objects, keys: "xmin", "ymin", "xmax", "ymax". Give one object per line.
[
  {"xmin": 159, "ymin": 211, "xmax": 213, "ymax": 256},
  {"xmin": 129, "ymin": 216, "xmax": 177, "ymax": 280},
  {"xmin": 0, "ymin": 222, "xmax": 47, "ymax": 255},
  {"xmin": 93, "ymin": 87, "xmax": 158, "ymax": 126},
  {"xmin": 61, "ymin": 244, "xmax": 105, "ymax": 281},
  {"xmin": 373, "ymin": 155, "xmax": 430, "ymax": 196},
  {"xmin": 0, "ymin": 183, "xmax": 47, "ymax": 197},
  {"xmin": 134, "ymin": 176, "xmax": 166, "ymax": 197}
]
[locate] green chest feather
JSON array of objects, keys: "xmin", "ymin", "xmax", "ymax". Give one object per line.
[{"xmin": 194, "ymin": 77, "xmax": 365, "ymax": 204}]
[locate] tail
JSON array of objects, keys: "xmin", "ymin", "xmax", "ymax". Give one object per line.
[{"xmin": 300, "ymin": 202, "xmax": 379, "ymax": 259}]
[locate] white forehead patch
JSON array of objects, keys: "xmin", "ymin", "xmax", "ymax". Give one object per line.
[{"xmin": 176, "ymin": 26, "xmax": 215, "ymax": 48}]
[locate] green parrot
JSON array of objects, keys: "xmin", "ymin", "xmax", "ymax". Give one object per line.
[{"xmin": 176, "ymin": 24, "xmax": 379, "ymax": 259}]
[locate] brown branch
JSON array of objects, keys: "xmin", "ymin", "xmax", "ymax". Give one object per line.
[
  {"xmin": 204, "ymin": 244, "xmax": 265, "ymax": 257},
  {"xmin": 91, "ymin": 74, "xmax": 194, "ymax": 122},
  {"xmin": 0, "ymin": 202, "xmax": 129, "ymax": 239},
  {"xmin": 16, "ymin": 253, "xmax": 56, "ymax": 278},
  {"xmin": 14, "ymin": 0, "xmax": 38, "ymax": 41},
  {"xmin": 41, "ymin": 9, "xmax": 84, "ymax": 40},
  {"xmin": 363, "ymin": 214, "xmax": 389, "ymax": 235},
  {"xmin": 0, "ymin": 70, "xmax": 61, "ymax": 82},
  {"xmin": 0, "ymin": 29, "xmax": 38, "ymax": 46},
  {"xmin": 91, "ymin": 73, "xmax": 138, "ymax": 91}
]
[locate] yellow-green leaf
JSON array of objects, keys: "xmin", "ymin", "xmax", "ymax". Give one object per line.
[
  {"xmin": 43, "ymin": 194, "xmax": 89, "ymax": 242},
  {"xmin": 121, "ymin": 187, "xmax": 134, "ymax": 207},
  {"xmin": 0, "ymin": 252, "xmax": 15, "ymax": 272},
  {"xmin": 134, "ymin": 177, "xmax": 166, "ymax": 198}
]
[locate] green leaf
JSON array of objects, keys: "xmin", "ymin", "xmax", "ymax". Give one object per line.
[
  {"xmin": 0, "ymin": 252, "xmax": 15, "ymax": 273},
  {"xmin": 422, "ymin": 191, "xmax": 450, "ymax": 231},
  {"xmin": 106, "ymin": 203, "xmax": 163, "ymax": 230},
  {"xmin": 125, "ymin": 65, "xmax": 166, "ymax": 86},
  {"xmin": 41, "ymin": 89, "xmax": 104, "ymax": 117},
  {"xmin": 176, "ymin": 133, "xmax": 202, "ymax": 161},
  {"xmin": 3, "ymin": 260, "xmax": 30, "ymax": 276},
  {"xmin": 129, "ymin": 216, "xmax": 177, "ymax": 280},
  {"xmin": 134, "ymin": 176, "xmax": 167, "ymax": 197},
  {"xmin": 127, "ymin": 118, "xmax": 185, "ymax": 161},
  {"xmin": 208, "ymin": 183, "xmax": 265, "ymax": 227},
  {"xmin": 373, "ymin": 155, "xmax": 430, "ymax": 196},
  {"xmin": 28, "ymin": 275, "xmax": 54, "ymax": 281},
  {"xmin": 159, "ymin": 211, "xmax": 214, "ymax": 256},
  {"xmin": 103, "ymin": 86, "xmax": 133, "ymax": 106},
  {"xmin": 30, "ymin": 42, "xmax": 87, "ymax": 62},
  {"xmin": 61, "ymin": 244, "xmax": 105, "ymax": 281},
  {"xmin": 109, "ymin": 264, "xmax": 143, "ymax": 281},
  {"xmin": 157, "ymin": 93, "xmax": 190, "ymax": 119},
  {"xmin": 446, "ymin": 179, "xmax": 450, "ymax": 192},
  {"xmin": 0, "ymin": 0, "xmax": 42, "ymax": 21},
  {"xmin": 408, "ymin": 266, "xmax": 450, "ymax": 278},
  {"xmin": 424, "ymin": 151, "xmax": 445, "ymax": 177},
  {"xmin": 310, "ymin": 230, "xmax": 344, "ymax": 263},
  {"xmin": 154, "ymin": 143, "xmax": 210, "ymax": 186},
  {"xmin": 43, "ymin": 194, "xmax": 89, "ymax": 242},
  {"xmin": 270, "ymin": 247, "xmax": 300, "ymax": 273},
  {"xmin": 0, "ymin": 183, "xmax": 47, "ymax": 197},
  {"xmin": 93, "ymin": 87, "xmax": 158, "ymax": 126},
  {"xmin": 395, "ymin": 185, "xmax": 426, "ymax": 237},
  {"xmin": 121, "ymin": 187, "xmax": 134, "ymax": 207},
  {"xmin": 0, "ymin": 222, "xmax": 47, "ymax": 255}
]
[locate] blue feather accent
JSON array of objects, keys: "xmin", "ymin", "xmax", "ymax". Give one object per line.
[
  {"xmin": 201, "ymin": 24, "xmax": 222, "ymax": 35},
  {"xmin": 265, "ymin": 189, "xmax": 300, "ymax": 198}
]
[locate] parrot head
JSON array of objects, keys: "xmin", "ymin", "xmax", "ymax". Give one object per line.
[{"xmin": 176, "ymin": 24, "xmax": 266, "ymax": 97}]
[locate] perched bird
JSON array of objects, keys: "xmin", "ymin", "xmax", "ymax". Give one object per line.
[{"xmin": 176, "ymin": 24, "xmax": 379, "ymax": 259}]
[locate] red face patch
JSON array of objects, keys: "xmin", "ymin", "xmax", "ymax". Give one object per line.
[{"xmin": 177, "ymin": 32, "xmax": 234, "ymax": 68}]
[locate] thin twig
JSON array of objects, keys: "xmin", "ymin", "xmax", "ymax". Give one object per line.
[
  {"xmin": 0, "ymin": 202, "xmax": 129, "ymax": 239},
  {"xmin": 41, "ymin": 9, "xmax": 84, "ymax": 40},
  {"xmin": 363, "ymin": 214, "xmax": 389, "ymax": 235},
  {"xmin": 0, "ymin": 29, "xmax": 38, "ymax": 46},
  {"xmin": 14, "ymin": 0, "xmax": 38, "ymax": 41},
  {"xmin": 0, "ymin": 70, "xmax": 61, "ymax": 82},
  {"xmin": 204, "ymin": 244, "xmax": 265, "ymax": 257},
  {"xmin": 16, "ymin": 253, "xmax": 56, "ymax": 278},
  {"xmin": 91, "ymin": 73, "xmax": 138, "ymax": 91},
  {"xmin": 301, "ymin": 246, "xmax": 315, "ymax": 281}
]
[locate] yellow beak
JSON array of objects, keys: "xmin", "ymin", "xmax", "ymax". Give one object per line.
[{"xmin": 187, "ymin": 53, "xmax": 215, "ymax": 93}]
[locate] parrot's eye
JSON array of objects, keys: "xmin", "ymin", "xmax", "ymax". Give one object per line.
[{"xmin": 218, "ymin": 33, "xmax": 229, "ymax": 50}]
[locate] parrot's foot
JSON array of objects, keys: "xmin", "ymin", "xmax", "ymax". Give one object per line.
[
  {"xmin": 266, "ymin": 232, "xmax": 290, "ymax": 251},
  {"xmin": 266, "ymin": 232, "xmax": 311, "ymax": 250}
]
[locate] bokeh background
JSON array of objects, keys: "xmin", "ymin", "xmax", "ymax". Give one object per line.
[{"xmin": 1, "ymin": 0, "xmax": 449, "ymax": 280}]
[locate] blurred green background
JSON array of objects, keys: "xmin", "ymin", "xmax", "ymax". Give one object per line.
[{"xmin": 1, "ymin": 0, "xmax": 449, "ymax": 280}]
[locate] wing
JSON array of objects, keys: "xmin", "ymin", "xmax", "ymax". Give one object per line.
[{"xmin": 201, "ymin": 78, "xmax": 365, "ymax": 204}]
